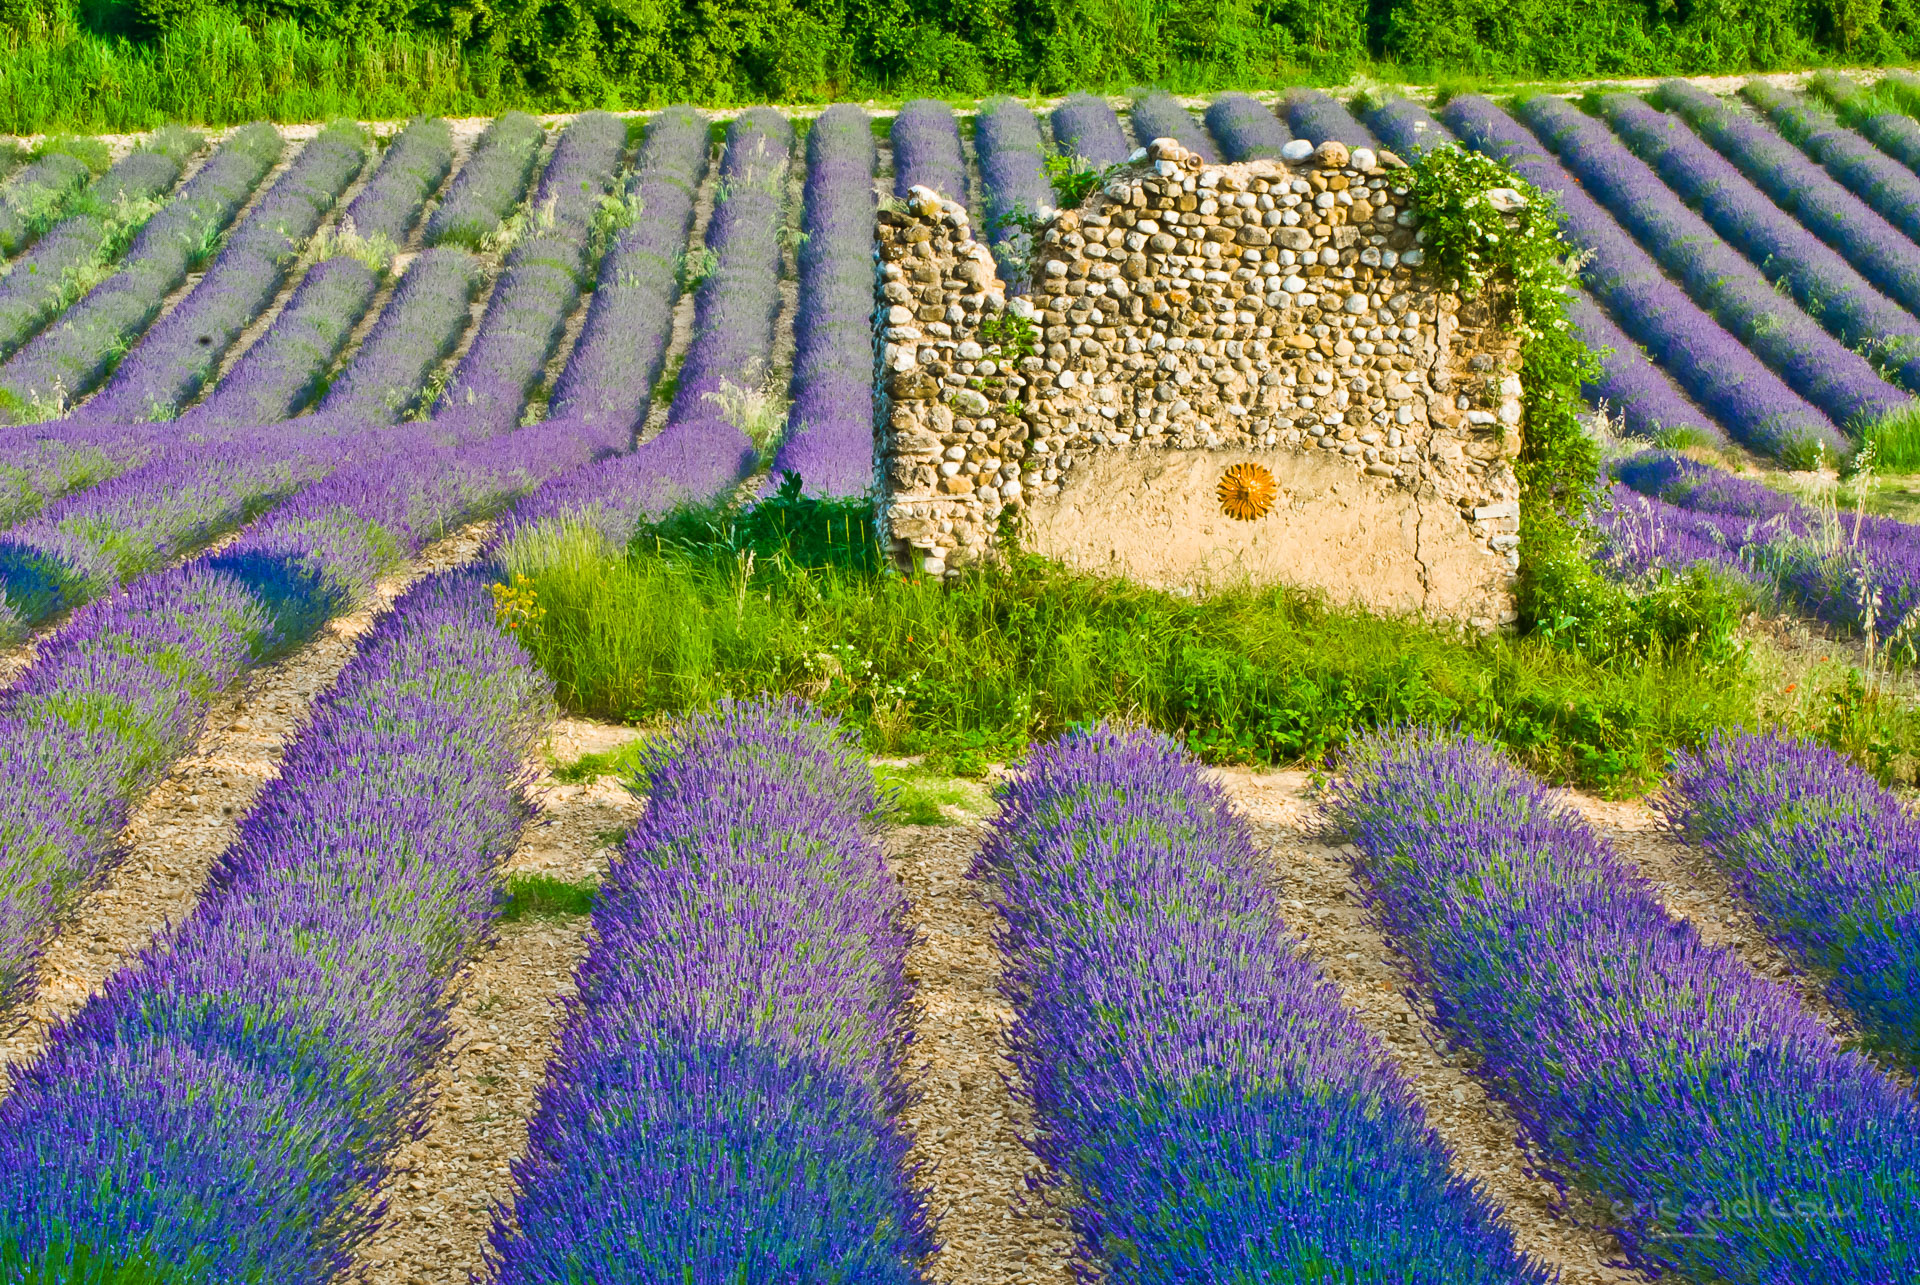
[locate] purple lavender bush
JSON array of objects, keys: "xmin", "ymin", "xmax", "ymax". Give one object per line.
[
  {"xmin": 977, "ymin": 725, "xmax": 1549, "ymax": 1282},
  {"xmin": 432, "ymin": 112, "xmax": 627, "ymax": 436},
  {"xmin": 79, "ymin": 121, "xmax": 369, "ymax": 424},
  {"xmin": 1331, "ymin": 726, "xmax": 1920, "ymax": 1283},
  {"xmin": 549, "ymin": 104, "xmax": 710, "ymax": 434},
  {"xmin": 1364, "ymin": 95, "xmax": 1452, "ymax": 159},
  {"xmin": 1285, "ymin": 89, "xmax": 1381, "ymax": 150},
  {"xmin": 1653, "ymin": 81, "xmax": 1920, "ymax": 325},
  {"xmin": 1568, "ymin": 292, "xmax": 1728, "ymax": 445},
  {"xmin": 1128, "ymin": 90, "xmax": 1217, "ymax": 161},
  {"xmin": 0, "ymin": 148, "xmax": 92, "ymax": 257},
  {"xmin": 0, "ymin": 128, "xmax": 200, "ymax": 366},
  {"xmin": 1205, "ymin": 92, "xmax": 1291, "ymax": 162},
  {"xmin": 1518, "ymin": 94, "xmax": 1912, "ymax": 435},
  {"xmin": 1444, "ymin": 94, "xmax": 1845, "ymax": 465},
  {"xmin": 1747, "ymin": 83, "xmax": 1920, "ymax": 250},
  {"xmin": 1601, "ymin": 93, "xmax": 1920, "ymax": 395},
  {"xmin": 315, "ymin": 247, "xmax": 481, "ymax": 423},
  {"xmin": 0, "ymin": 123, "xmax": 283, "ymax": 422},
  {"xmin": 1051, "ymin": 94, "xmax": 1132, "ymax": 167},
  {"xmin": 974, "ymin": 97, "xmax": 1050, "ymax": 288},
  {"xmin": 1662, "ymin": 730, "xmax": 1920, "ymax": 1069},
  {"xmin": 341, "ymin": 115, "xmax": 453, "ymax": 247},
  {"xmin": 486, "ymin": 698, "xmax": 930, "ymax": 1283},
  {"xmin": 1592, "ymin": 480, "xmax": 1756, "ymax": 583},
  {"xmin": 424, "ymin": 112, "xmax": 545, "ymax": 249},
  {"xmin": 1810, "ymin": 71, "xmax": 1920, "ymax": 175},
  {"xmin": 765, "ymin": 104, "xmax": 876, "ymax": 498},
  {"xmin": 0, "ymin": 567, "xmax": 549, "ymax": 1281},
  {"xmin": 891, "ymin": 99, "xmax": 967, "ymax": 202},
  {"xmin": 176, "ymin": 256, "xmax": 378, "ymax": 429}
]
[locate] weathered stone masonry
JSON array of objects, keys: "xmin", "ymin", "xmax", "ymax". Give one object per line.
[{"xmin": 874, "ymin": 136, "xmax": 1528, "ymax": 627}]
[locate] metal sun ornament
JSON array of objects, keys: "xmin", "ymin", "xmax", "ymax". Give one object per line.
[{"xmin": 1217, "ymin": 462, "xmax": 1278, "ymax": 521}]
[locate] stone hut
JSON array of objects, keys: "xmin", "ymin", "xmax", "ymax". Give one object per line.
[{"xmin": 873, "ymin": 136, "xmax": 1526, "ymax": 627}]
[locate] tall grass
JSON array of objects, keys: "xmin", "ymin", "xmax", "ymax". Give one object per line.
[
  {"xmin": 0, "ymin": 11, "xmax": 503, "ymax": 132},
  {"xmin": 498, "ymin": 514, "xmax": 1784, "ymax": 794}
]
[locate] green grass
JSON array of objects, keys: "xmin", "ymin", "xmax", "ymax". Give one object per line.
[
  {"xmin": 499, "ymin": 871, "xmax": 597, "ymax": 920},
  {"xmin": 548, "ymin": 737, "xmax": 651, "ymax": 784},
  {"xmin": 1858, "ymin": 402, "xmax": 1920, "ymax": 472},
  {"xmin": 873, "ymin": 763, "xmax": 990, "ymax": 824},
  {"xmin": 498, "ymin": 504, "xmax": 1819, "ymax": 795}
]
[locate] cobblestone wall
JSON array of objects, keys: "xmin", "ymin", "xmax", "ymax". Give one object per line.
[{"xmin": 875, "ymin": 137, "xmax": 1526, "ymax": 626}]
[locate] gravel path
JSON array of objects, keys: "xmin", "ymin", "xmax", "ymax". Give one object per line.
[
  {"xmin": 886, "ymin": 814, "xmax": 1076, "ymax": 1285},
  {"xmin": 0, "ymin": 520, "xmax": 496, "ymax": 1080},
  {"xmin": 348, "ymin": 718, "xmax": 644, "ymax": 1285}
]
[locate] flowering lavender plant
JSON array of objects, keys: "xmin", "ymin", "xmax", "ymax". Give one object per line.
[
  {"xmin": 0, "ymin": 149, "xmax": 92, "ymax": 257},
  {"xmin": 764, "ymin": 103, "xmax": 876, "ymax": 498},
  {"xmin": 1746, "ymin": 83, "xmax": 1920, "ymax": 251},
  {"xmin": 1600, "ymin": 93, "xmax": 1920, "ymax": 395},
  {"xmin": 1519, "ymin": 94, "xmax": 1911, "ymax": 435},
  {"xmin": 977, "ymin": 725, "xmax": 1549, "ymax": 1282},
  {"xmin": 487, "ymin": 698, "xmax": 929, "ymax": 1283},
  {"xmin": 890, "ymin": 99, "xmax": 967, "ymax": 202},
  {"xmin": 1129, "ymin": 90, "xmax": 1217, "ymax": 161},
  {"xmin": 315, "ymin": 247, "xmax": 481, "ymax": 423},
  {"xmin": 0, "ymin": 567, "xmax": 548, "ymax": 1280},
  {"xmin": 1285, "ymin": 89, "xmax": 1381, "ymax": 150},
  {"xmin": 0, "ymin": 129, "xmax": 199, "ymax": 366},
  {"xmin": 549, "ymin": 104, "xmax": 709, "ymax": 433},
  {"xmin": 1662, "ymin": 730, "xmax": 1920, "ymax": 1068},
  {"xmin": 1204, "ymin": 92, "xmax": 1291, "ymax": 161},
  {"xmin": 424, "ymin": 112, "xmax": 545, "ymax": 249},
  {"xmin": 1331, "ymin": 727, "xmax": 1920, "ymax": 1283},
  {"xmin": 1444, "ymin": 95, "xmax": 1845, "ymax": 465},
  {"xmin": 0, "ymin": 123, "xmax": 283, "ymax": 421},
  {"xmin": 1568, "ymin": 292, "xmax": 1728, "ymax": 445},
  {"xmin": 1653, "ymin": 81, "xmax": 1920, "ymax": 325},
  {"xmin": 341, "ymin": 115, "xmax": 452, "ymax": 247},
  {"xmin": 974, "ymin": 97, "xmax": 1050, "ymax": 287},
  {"xmin": 1364, "ymin": 95, "xmax": 1453, "ymax": 159},
  {"xmin": 1051, "ymin": 93, "xmax": 1132, "ymax": 167}
]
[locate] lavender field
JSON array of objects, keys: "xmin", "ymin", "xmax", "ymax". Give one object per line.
[{"xmin": 0, "ymin": 80, "xmax": 1916, "ymax": 1284}]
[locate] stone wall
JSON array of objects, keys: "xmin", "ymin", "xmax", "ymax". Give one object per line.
[{"xmin": 874, "ymin": 137, "xmax": 1526, "ymax": 627}]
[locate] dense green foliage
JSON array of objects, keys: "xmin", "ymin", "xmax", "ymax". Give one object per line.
[{"xmin": 1, "ymin": 0, "xmax": 1916, "ymax": 128}]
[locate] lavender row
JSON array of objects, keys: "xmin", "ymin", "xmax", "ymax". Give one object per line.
[
  {"xmin": 0, "ymin": 127, "xmax": 201, "ymax": 370},
  {"xmin": 173, "ymin": 257, "xmax": 378, "ymax": 429},
  {"xmin": 974, "ymin": 97, "xmax": 1050, "ymax": 290},
  {"xmin": 1443, "ymin": 94, "xmax": 1845, "ymax": 464},
  {"xmin": 548, "ymin": 104, "xmax": 709, "ymax": 433},
  {"xmin": 0, "ymin": 567, "xmax": 549, "ymax": 1279},
  {"xmin": 316, "ymin": 247, "xmax": 481, "ymax": 423},
  {"xmin": 978, "ymin": 726, "xmax": 1548, "ymax": 1282},
  {"xmin": 1599, "ymin": 93, "xmax": 1920, "ymax": 394},
  {"xmin": 651, "ymin": 110, "xmax": 792, "ymax": 469},
  {"xmin": 1811, "ymin": 71, "xmax": 1920, "ymax": 175},
  {"xmin": 1593, "ymin": 479, "xmax": 1758, "ymax": 582},
  {"xmin": 498, "ymin": 114, "xmax": 796, "ymax": 549},
  {"xmin": 431, "ymin": 112, "xmax": 628, "ymax": 436},
  {"xmin": 1517, "ymin": 94, "xmax": 1911, "ymax": 433},
  {"xmin": 0, "ymin": 123, "xmax": 284, "ymax": 422},
  {"xmin": 1129, "ymin": 90, "xmax": 1217, "ymax": 161},
  {"xmin": 1051, "ymin": 93, "xmax": 1132, "ymax": 167},
  {"xmin": 0, "ymin": 148, "xmax": 92, "ymax": 257},
  {"xmin": 1613, "ymin": 450, "xmax": 1920, "ymax": 635},
  {"xmin": 489, "ymin": 699, "xmax": 928, "ymax": 1281},
  {"xmin": 1331, "ymin": 728, "xmax": 1920, "ymax": 1283},
  {"xmin": 0, "ymin": 404, "xmax": 622, "ymax": 1017},
  {"xmin": 1746, "ymin": 83, "xmax": 1920, "ymax": 250},
  {"xmin": 423, "ymin": 112, "xmax": 545, "ymax": 249},
  {"xmin": 177, "ymin": 117, "xmax": 460, "ymax": 430},
  {"xmin": 1205, "ymin": 92, "xmax": 1291, "ymax": 162},
  {"xmin": 890, "ymin": 98, "xmax": 967, "ymax": 203},
  {"xmin": 1285, "ymin": 89, "xmax": 1380, "ymax": 150},
  {"xmin": 79, "ymin": 121, "xmax": 369, "ymax": 424},
  {"xmin": 1652, "ymin": 81, "xmax": 1920, "ymax": 324},
  {"xmin": 340, "ymin": 115, "xmax": 452, "ymax": 247},
  {"xmin": 764, "ymin": 103, "xmax": 876, "ymax": 498},
  {"xmin": 1368, "ymin": 95, "xmax": 1727, "ymax": 445},
  {"xmin": 1663, "ymin": 731, "xmax": 1920, "ymax": 1069}
]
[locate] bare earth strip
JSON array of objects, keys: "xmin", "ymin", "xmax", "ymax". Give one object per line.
[
  {"xmin": 349, "ymin": 719, "xmax": 643, "ymax": 1285},
  {"xmin": 886, "ymin": 816, "xmax": 1076, "ymax": 1285},
  {"xmin": 1216, "ymin": 767, "xmax": 1643, "ymax": 1285},
  {"xmin": 0, "ymin": 520, "xmax": 495, "ymax": 1082}
]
